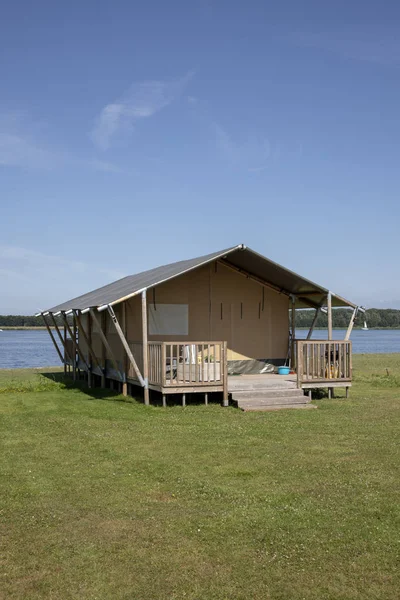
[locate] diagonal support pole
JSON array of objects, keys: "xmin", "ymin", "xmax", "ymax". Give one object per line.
[
  {"xmin": 74, "ymin": 310, "xmax": 103, "ymax": 373},
  {"xmin": 89, "ymin": 309, "xmax": 123, "ymax": 380},
  {"xmin": 42, "ymin": 313, "xmax": 64, "ymax": 363},
  {"xmin": 61, "ymin": 312, "xmax": 90, "ymax": 372},
  {"xmin": 48, "ymin": 312, "xmax": 73, "ymax": 364},
  {"xmin": 345, "ymin": 306, "xmax": 359, "ymax": 341},
  {"xmin": 307, "ymin": 307, "xmax": 321, "ymax": 340},
  {"xmin": 327, "ymin": 292, "xmax": 333, "ymax": 340},
  {"xmin": 107, "ymin": 305, "xmax": 146, "ymax": 387}
]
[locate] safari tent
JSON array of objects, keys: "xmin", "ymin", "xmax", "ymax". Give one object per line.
[{"xmin": 40, "ymin": 244, "xmax": 361, "ymax": 409}]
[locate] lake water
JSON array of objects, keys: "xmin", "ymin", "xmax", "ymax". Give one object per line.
[{"xmin": 0, "ymin": 329, "xmax": 399, "ymax": 369}]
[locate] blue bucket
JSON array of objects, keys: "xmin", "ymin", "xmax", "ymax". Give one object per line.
[{"xmin": 277, "ymin": 366, "xmax": 290, "ymax": 375}]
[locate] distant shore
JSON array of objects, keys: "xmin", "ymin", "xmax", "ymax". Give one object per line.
[{"xmin": 0, "ymin": 326, "xmax": 50, "ymax": 330}]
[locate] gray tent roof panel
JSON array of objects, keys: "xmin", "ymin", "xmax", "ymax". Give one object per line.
[
  {"xmin": 44, "ymin": 243, "xmax": 356, "ymax": 313},
  {"xmin": 45, "ymin": 246, "xmax": 239, "ymax": 313}
]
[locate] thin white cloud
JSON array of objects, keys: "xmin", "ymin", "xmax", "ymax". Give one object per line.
[{"xmin": 91, "ymin": 72, "xmax": 194, "ymax": 150}]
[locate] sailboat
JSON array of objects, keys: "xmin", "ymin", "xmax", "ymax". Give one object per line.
[{"xmin": 361, "ymin": 320, "xmax": 369, "ymax": 331}]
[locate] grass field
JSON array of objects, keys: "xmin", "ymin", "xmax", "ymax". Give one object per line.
[{"xmin": 1, "ymin": 355, "xmax": 399, "ymax": 599}]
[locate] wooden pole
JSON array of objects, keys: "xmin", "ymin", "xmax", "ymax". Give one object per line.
[
  {"xmin": 63, "ymin": 322, "xmax": 67, "ymax": 377},
  {"xmin": 306, "ymin": 307, "xmax": 320, "ymax": 340},
  {"xmin": 222, "ymin": 340, "xmax": 229, "ymax": 407},
  {"xmin": 90, "ymin": 309, "xmax": 122, "ymax": 379},
  {"xmin": 87, "ymin": 311, "xmax": 92, "ymax": 388},
  {"xmin": 327, "ymin": 292, "xmax": 333, "ymax": 398},
  {"xmin": 105, "ymin": 306, "xmax": 145, "ymax": 386},
  {"xmin": 72, "ymin": 314, "xmax": 77, "ymax": 381},
  {"xmin": 101, "ymin": 311, "xmax": 106, "ymax": 388},
  {"xmin": 74, "ymin": 312, "xmax": 103, "ymax": 376},
  {"xmin": 142, "ymin": 291, "xmax": 150, "ymax": 406},
  {"xmin": 345, "ymin": 307, "xmax": 358, "ymax": 341},
  {"xmin": 291, "ymin": 296, "xmax": 296, "ymax": 370},
  {"xmin": 62, "ymin": 313, "xmax": 90, "ymax": 373},
  {"xmin": 41, "ymin": 314, "xmax": 64, "ymax": 363},
  {"xmin": 327, "ymin": 292, "xmax": 333, "ymax": 340},
  {"xmin": 122, "ymin": 302, "xmax": 128, "ymax": 397},
  {"xmin": 48, "ymin": 312, "xmax": 73, "ymax": 364}
]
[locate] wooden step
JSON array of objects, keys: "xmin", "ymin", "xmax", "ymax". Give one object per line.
[
  {"xmin": 229, "ymin": 380, "xmax": 297, "ymax": 391},
  {"xmin": 240, "ymin": 404, "xmax": 317, "ymax": 412},
  {"xmin": 231, "ymin": 388, "xmax": 305, "ymax": 400}
]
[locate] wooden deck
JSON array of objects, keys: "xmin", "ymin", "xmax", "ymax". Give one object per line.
[{"xmin": 69, "ymin": 338, "xmax": 353, "ymax": 406}]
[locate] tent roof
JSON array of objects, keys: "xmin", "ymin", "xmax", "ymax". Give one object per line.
[{"xmin": 43, "ymin": 244, "xmax": 357, "ymax": 313}]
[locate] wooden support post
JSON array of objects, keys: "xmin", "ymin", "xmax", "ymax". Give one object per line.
[
  {"xmin": 182, "ymin": 393, "xmax": 186, "ymax": 407},
  {"xmin": 90, "ymin": 309, "xmax": 123, "ymax": 380},
  {"xmin": 122, "ymin": 302, "xmax": 128, "ymax": 397},
  {"xmin": 41, "ymin": 314, "xmax": 64, "ymax": 363},
  {"xmin": 106, "ymin": 305, "xmax": 145, "ymax": 387},
  {"xmin": 306, "ymin": 308, "xmax": 320, "ymax": 340},
  {"xmin": 48, "ymin": 312, "xmax": 73, "ymax": 364},
  {"xmin": 162, "ymin": 394, "xmax": 166, "ymax": 408},
  {"xmin": 101, "ymin": 311, "xmax": 106, "ymax": 388},
  {"xmin": 327, "ymin": 292, "xmax": 333, "ymax": 341},
  {"xmin": 141, "ymin": 291, "xmax": 150, "ymax": 406},
  {"xmin": 63, "ymin": 322, "xmax": 67, "ymax": 376},
  {"xmin": 205, "ymin": 393, "xmax": 208, "ymax": 406},
  {"xmin": 291, "ymin": 296, "xmax": 296, "ymax": 370},
  {"xmin": 87, "ymin": 311, "xmax": 92, "ymax": 388},
  {"xmin": 74, "ymin": 311, "xmax": 103, "ymax": 375},
  {"xmin": 72, "ymin": 314, "xmax": 77, "ymax": 381},
  {"xmin": 346, "ymin": 386, "xmax": 349, "ymax": 399},
  {"xmin": 345, "ymin": 307, "xmax": 358, "ymax": 341},
  {"xmin": 75, "ymin": 312, "xmax": 92, "ymax": 387},
  {"xmin": 62, "ymin": 313, "xmax": 90, "ymax": 374},
  {"xmin": 222, "ymin": 340, "xmax": 229, "ymax": 407}
]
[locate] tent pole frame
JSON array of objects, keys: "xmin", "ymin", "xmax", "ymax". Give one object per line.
[
  {"xmin": 73, "ymin": 310, "xmax": 103, "ymax": 377},
  {"xmin": 345, "ymin": 306, "xmax": 359, "ymax": 341},
  {"xmin": 106, "ymin": 305, "xmax": 146, "ymax": 387},
  {"xmin": 61, "ymin": 312, "xmax": 90, "ymax": 373},
  {"xmin": 41, "ymin": 313, "xmax": 64, "ymax": 364},
  {"xmin": 48, "ymin": 312, "xmax": 73, "ymax": 364},
  {"xmin": 307, "ymin": 307, "xmax": 321, "ymax": 340},
  {"xmin": 89, "ymin": 309, "xmax": 123, "ymax": 381},
  {"xmin": 141, "ymin": 291, "xmax": 150, "ymax": 405}
]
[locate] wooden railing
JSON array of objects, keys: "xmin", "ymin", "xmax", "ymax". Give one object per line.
[
  {"xmin": 128, "ymin": 341, "xmax": 227, "ymax": 389},
  {"xmin": 296, "ymin": 340, "xmax": 352, "ymax": 387}
]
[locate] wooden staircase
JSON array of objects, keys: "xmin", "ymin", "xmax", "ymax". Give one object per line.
[{"xmin": 229, "ymin": 375, "xmax": 316, "ymax": 412}]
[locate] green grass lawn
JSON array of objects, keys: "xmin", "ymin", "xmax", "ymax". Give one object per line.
[{"xmin": 1, "ymin": 355, "xmax": 399, "ymax": 599}]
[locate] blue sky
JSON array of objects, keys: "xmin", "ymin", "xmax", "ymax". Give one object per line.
[{"xmin": 1, "ymin": 0, "xmax": 399, "ymax": 313}]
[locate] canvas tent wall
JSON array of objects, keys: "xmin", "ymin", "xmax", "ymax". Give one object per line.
[{"xmin": 77, "ymin": 261, "xmax": 289, "ymax": 374}]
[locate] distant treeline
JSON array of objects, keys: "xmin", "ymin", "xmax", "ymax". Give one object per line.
[
  {"xmin": 295, "ymin": 308, "xmax": 400, "ymax": 329},
  {"xmin": 0, "ymin": 315, "xmax": 66, "ymax": 327},
  {"xmin": 1, "ymin": 309, "xmax": 400, "ymax": 329}
]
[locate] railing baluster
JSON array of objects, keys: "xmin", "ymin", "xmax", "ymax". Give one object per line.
[{"xmin": 169, "ymin": 344, "xmax": 173, "ymax": 385}]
